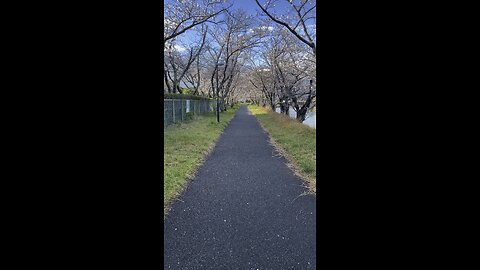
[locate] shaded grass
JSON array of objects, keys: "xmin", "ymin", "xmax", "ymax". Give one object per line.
[
  {"xmin": 247, "ymin": 105, "xmax": 316, "ymax": 192},
  {"xmin": 164, "ymin": 105, "xmax": 240, "ymax": 217}
]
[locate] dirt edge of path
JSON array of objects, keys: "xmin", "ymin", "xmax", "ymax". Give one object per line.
[
  {"xmin": 163, "ymin": 113, "xmax": 239, "ymax": 220},
  {"xmin": 248, "ymin": 107, "xmax": 317, "ymax": 195}
]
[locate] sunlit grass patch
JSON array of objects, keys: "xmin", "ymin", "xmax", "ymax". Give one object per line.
[
  {"xmin": 164, "ymin": 105, "xmax": 240, "ymax": 217},
  {"xmin": 247, "ymin": 105, "xmax": 316, "ymax": 193}
]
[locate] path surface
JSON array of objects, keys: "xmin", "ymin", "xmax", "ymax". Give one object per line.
[{"xmin": 164, "ymin": 105, "xmax": 316, "ymax": 270}]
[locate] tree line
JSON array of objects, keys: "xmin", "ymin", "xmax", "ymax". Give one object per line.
[{"xmin": 164, "ymin": 0, "xmax": 316, "ymax": 122}]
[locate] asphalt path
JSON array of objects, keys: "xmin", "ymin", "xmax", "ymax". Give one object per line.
[{"xmin": 164, "ymin": 105, "xmax": 316, "ymax": 270}]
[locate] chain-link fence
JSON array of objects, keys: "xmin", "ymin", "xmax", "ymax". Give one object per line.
[{"xmin": 164, "ymin": 99, "xmax": 216, "ymax": 128}]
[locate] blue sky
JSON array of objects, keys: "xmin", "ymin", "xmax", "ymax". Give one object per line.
[
  {"xmin": 230, "ymin": 0, "xmax": 292, "ymax": 14},
  {"xmin": 231, "ymin": 0, "xmax": 262, "ymax": 14},
  {"xmin": 166, "ymin": 0, "xmax": 315, "ymax": 51}
]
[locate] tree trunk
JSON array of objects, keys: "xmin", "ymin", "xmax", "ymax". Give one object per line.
[
  {"xmin": 280, "ymin": 102, "xmax": 286, "ymax": 114},
  {"xmin": 296, "ymin": 107, "xmax": 308, "ymax": 122},
  {"xmin": 295, "ymin": 96, "xmax": 314, "ymax": 123},
  {"xmin": 269, "ymin": 96, "xmax": 275, "ymax": 111}
]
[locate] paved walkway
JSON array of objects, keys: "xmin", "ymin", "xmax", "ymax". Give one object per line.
[{"xmin": 164, "ymin": 105, "xmax": 316, "ymax": 270}]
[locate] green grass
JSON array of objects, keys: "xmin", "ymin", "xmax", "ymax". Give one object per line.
[
  {"xmin": 164, "ymin": 105, "xmax": 240, "ymax": 217},
  {"xmin": 247, "ymin": 105, "xmax": 316, "ymax": 192}
]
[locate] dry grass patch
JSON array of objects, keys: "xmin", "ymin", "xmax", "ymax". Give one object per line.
[{"xmin": 247, "ymin": 104, "xmax": 316, "ymax": 193}]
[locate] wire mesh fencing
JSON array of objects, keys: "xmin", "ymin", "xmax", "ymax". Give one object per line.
[{"xmin": 164, "ymin": 99, "xmax": 216, "ymax": 128}]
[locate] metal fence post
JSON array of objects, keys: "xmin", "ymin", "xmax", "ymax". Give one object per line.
[
  {"xmin": 181, "ymin": 100, "xmax": 184, "ymax": 121},
  {"xmin": 172, "ymin": 100, "xmax": 175, "ymax": 123}
]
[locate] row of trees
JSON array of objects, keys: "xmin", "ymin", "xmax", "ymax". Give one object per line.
[{"xmin": 163, "ymin": 0, "xmax": 316, "ymax": 122}]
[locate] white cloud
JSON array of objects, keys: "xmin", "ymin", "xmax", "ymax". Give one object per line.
[
  {"xmin": 163, "ymin": 43, "xmax": 187, "ymax": 52},
  {"xmin": 259, "ymin": 26, "xmax": 274, "ymax": 31},
  {"xmin": 174, "ymin": 44, "xmax": 186, "ymax": 52}
]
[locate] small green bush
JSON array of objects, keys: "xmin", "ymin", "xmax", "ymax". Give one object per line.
[
  {"xmin": 185, "ymin": 112, "xmax": 194, "ymax": 120},
  {"xmin": 182, "ymin": 88, "xmax": 192, "ymax": 95}
]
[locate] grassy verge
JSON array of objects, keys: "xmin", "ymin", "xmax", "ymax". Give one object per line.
[
  {"xmin": 247, "ymin": 104, "xmax": 316, "ymax": 193},
  {"xmin": 164, "ymin": 105, "xmax": 240, "ymax": 217}
]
